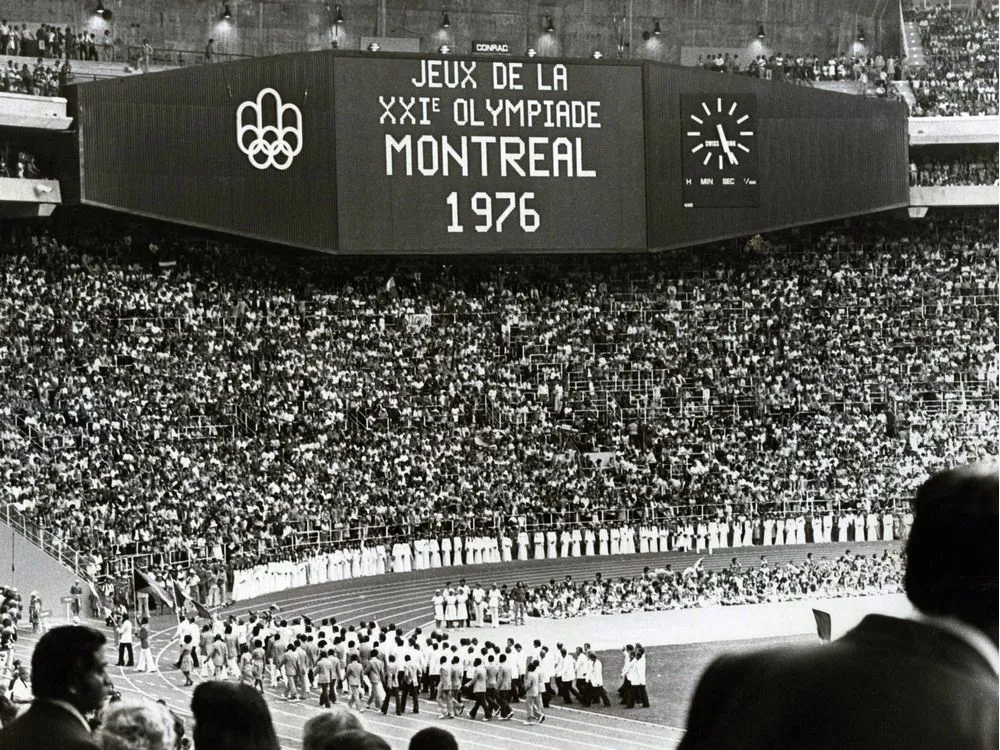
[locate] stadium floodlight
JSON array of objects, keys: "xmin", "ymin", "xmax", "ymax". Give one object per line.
[
  {"xmin": 96, "ymin": 1, "xmax": 106, "ymax": 16},
  {"xmin": 335, "ymin": 4, "xmax": 345, "ymax": 24},
  {"xmin": 441, "ymin": 8, "xmax": 450, "ymax": 29},
  {"xmin": 653, "ymin": 20, "xmax": 661, "ymax": 36},
  {"xmin": 756, "ymin": 21, "xmax": 765, "ymax": 39},
  {"xmin": 544, "ymin": 13, "xmax": 555, "ymax": 34},
  {"xmin": 221, "ymin": 4, "xmax": 232, "ymax": 20}
]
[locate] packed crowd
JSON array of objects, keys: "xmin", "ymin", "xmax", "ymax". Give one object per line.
[
  {"xmin": 693, "ymin": 50, "xmax": 903, "ymax": 97},
  {"xmin": 0, "ymin": 22, "xmax": 112, "ymax": 61},
  {"xmin": 0, "ymin": 209, "xmax": 995, "ymax": 583},
  {"xmin": 0, "ymin": 58, "xmax": 69, "ymax": 96},
  {"xmin": 909, "ymin": 149, "xmax": 1000, "ymax": 186},
  {"xmin": 519, "ymin": 549, "xmax": 903, "ymax": 618},
  {"xmin": 907, "ymin": 6, "xmax": 998, "ymax": 116},
  {"xmin": 0, "ymin": 146, "xmax": 43, "ymax": 179}
]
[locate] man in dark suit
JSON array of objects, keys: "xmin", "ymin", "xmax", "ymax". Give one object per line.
[
  {"xmin": 679, "ymin": 462, "xmax": 998, "ymax": 750},
  {"xmin": 0, "ymin": 625, "xmax": 107, "ymax": 749}
]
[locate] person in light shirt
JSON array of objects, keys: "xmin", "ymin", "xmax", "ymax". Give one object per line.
[
  {"xmin": 487, "ymin": 585, "xmax": 501, "ymax": 628},
  {"xmin": 115, "ymin": 614, "xmax": 134, "ymax": 668},
  {"xmin": 586, "ymin": 652, "xmax": 611, "ymax": 707}
]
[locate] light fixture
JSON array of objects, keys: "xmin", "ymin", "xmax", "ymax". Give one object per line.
[
  {"xmin": 857, "ymin": 26, "xmax": 866, "ymax": 42},
  {"xmin": 367, "ymin": 41, "xmax": 380, "ymax": 52},
  {"xmin": 441, "ymin": 7, "xmax": 450, "ymax": 29},
  {"xmin": 756, "ymin": 21, "xmax": 765, "ymax": 39},
  {"xmin": 592, "ymin": 50, "xmax": 603, "ymax": 59},
  {"xmin": 439, "ymin": 44, "xmax": 451, "ymax": 54},
  {"xmin": 335, "ymin": 4, "xmax": 345, "ymax": 24},
  {"xmin": 544, "ymin": 13, "xmax": 555, "ymax": 34},
  {"xmin": 527, "ymin": 48, "xmax": 537, "ymax": 57},
  {"xmin": 221, "ymin": 4, "xmax": 232, "ymax": 20},
  {"xmin": 653, "ymin": 20, "xmax": 661, "ymax": 36},
  {"xmin": 96, "ymin": 1, "xmax": 106, "ymax": 16}
]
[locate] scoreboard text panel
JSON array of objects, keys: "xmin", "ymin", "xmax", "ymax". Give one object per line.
[{"xmin": 334, "ymin": 57, "xmax": 646, "ymax": 253}]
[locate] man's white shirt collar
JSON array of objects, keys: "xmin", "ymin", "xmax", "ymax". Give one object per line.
[{"xmin": 914, "ymin": 612, "xmax": 999, "ymax": 677}]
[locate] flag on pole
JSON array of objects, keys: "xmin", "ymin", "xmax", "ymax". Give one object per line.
[
  {"xmin": 812, "ymin": 608, "xmax": 832, "ymax": 642},
  {"xmin": 134, "ymin": 569, "xmax": 174, "ymax": 609},
  {"xmin": 172, "ymin": 580, "xmax": 212, "ymax": 619}
]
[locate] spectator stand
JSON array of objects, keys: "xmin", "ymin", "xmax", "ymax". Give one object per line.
[
  {"xmin": 0, "ymin": 210, "xmax": 995, "ymax": 610},
  {"xmin": 903, "ymin": 4, "xmax": 999, "ymax": 116}
]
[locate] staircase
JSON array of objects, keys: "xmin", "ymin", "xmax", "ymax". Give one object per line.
[
  {"xmin": 0, "ymin": 502, "xmax": 94, "ymax": 623},
  {"xmin": 902, "ymin": 20, "xmax": 928, "ymax": 69},
  {"xmin": 893, "ymin": 80, "xmax": 918, "ymax": 110}
]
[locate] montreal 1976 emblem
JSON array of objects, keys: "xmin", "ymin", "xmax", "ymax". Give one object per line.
[{"xmin": 236, "ymin": 88, "xmax": 303, "ymax": 171}]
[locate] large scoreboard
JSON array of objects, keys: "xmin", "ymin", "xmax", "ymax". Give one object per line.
[{"xmin": 72, "ymin": 51, "xmax": 909, "ymax": 254}]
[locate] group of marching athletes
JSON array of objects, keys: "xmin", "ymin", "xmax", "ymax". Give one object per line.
[{"xmin": 169, "ymin": 608, "xmax": 647, "ymax": 726}]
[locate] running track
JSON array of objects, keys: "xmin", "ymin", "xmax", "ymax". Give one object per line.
[{"xmin": 21, "ymin": 541, "xmax": 897, "ymax": 750}]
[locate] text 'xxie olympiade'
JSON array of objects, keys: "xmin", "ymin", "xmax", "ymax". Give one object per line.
[{"xmin": 380, "ymin": 60, "xmax": 601, "ymax": 178}]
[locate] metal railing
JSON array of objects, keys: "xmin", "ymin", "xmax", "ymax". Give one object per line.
[
  {"xmin": 124, "ymin": 45, "xmax": 252, "ymax": 69},
  {"xmin": 1, "ymin": 501, "xmax": 89, "ymax": 580}
]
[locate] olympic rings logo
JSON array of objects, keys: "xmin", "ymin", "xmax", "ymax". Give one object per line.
[{"xmin": 236, "ymin": 88, "xmax": 303, "ymax": 171}]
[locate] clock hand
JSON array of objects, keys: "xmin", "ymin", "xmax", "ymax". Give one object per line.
[{"xmin": 716, "ymin": 123, "xmax": 738, "ymax": 164}]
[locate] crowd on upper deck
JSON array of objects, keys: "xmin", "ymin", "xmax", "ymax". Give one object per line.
[
  {"xmin": 907, "ymin": 5, "xmax": 999, "ymax": 116},
  {"xmin": 0, "ymin": 207, "xmax": 994, "ymax": 581},
  {"xmin": 909, "ymin": 148, "xmax": 1000, "ymax": 186}
]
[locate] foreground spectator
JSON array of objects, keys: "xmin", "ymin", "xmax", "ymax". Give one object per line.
[
  {"xmin": 410, "ymin": 727, "xmax": 458, "ymax": 750},
  {"xmin": 678, "ymin": 463, "xmax": 998, "ymax": 750},
  {"xmin": 322, "ymin": 729, "xmax": 391, "ymax": 750},
  {"xmin": 190, "ymin": 682, "xmax": 278, "ymax": 750},
  {"xmin": 7, "ymin": 665, "xmax": 31, "ymax": 715},
  {"xmin": 100, "ymin": 700, "xmax": 176, "ymax": 750},
  {"xmin": 0, "ymin": 625, "xmax": 107, "ymax": 750},
  {"xmin": 302, "ymin": 707, "xmax": 363, "ymax": 750}
]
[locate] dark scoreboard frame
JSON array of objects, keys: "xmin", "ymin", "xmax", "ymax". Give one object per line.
[{"xmin": 71, "ymin": 50, "xmax": 909, "ymax": 255}]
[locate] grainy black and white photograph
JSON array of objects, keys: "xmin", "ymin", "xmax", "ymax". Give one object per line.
[{"xmin": 0, "ymin": 1, "xmax": 996, "ymax": 749}]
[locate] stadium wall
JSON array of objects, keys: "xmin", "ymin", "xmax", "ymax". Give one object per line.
[
  {"xmin": 15, "ymin": 0, "xmax": 894, "ymax": 62},
  {"xmin": 0, "ymin": 519, "xmax": 81, "ymax": 621}
]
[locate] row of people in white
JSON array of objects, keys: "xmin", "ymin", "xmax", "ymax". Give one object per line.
[
  {"xmin": 636, "ymin": 512, "xmax": 906, "ymax": 554},
  {"xmin": 410, "ymin": 537, "xmax": 503, "ymax": 570},
  {"xmin": 232, "ymin": 546, "xmax": 389, "ymax": 601},
  {"xmin": 231, "ymin": 513, "xmax": 907, "ymax": 601}
]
